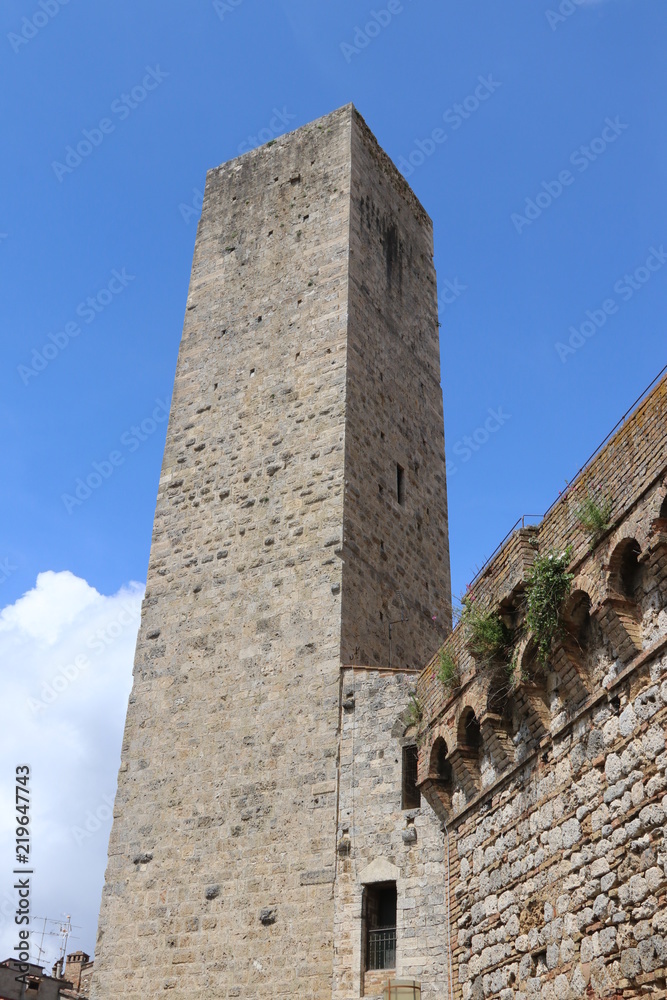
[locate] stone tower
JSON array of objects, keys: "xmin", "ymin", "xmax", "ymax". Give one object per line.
[{"xmin": 91, "ymin": 105, "xmax": 450, "ymax": 1000}]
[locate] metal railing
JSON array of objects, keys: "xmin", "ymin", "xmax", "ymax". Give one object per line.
[
  {"xmin": 368, "ymin": 928, "xmax": 397, "ymax": 970},
  {"xmin": 466, "ymin": 363, "xmax": 667, "ymax": 591}
]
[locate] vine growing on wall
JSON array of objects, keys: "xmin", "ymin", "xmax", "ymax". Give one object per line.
[
  {"xmin": 525, "ymin": 546, "xmax": 574, "ymax": 662},
  {"xmin": 457, "ymin": 593, "xmax": 513, "ymax": 667}
]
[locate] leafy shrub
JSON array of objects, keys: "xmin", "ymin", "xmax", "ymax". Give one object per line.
[
  {"xmin": 525, "ymin": 546, "xmax": 574, "ymax": 662},
  {"xmin": 575, "ymin": 490, "xmax": 613, "ymax": 540},
  {"xmin": 458, "ymin": 594, "xmax": 512, "ymax": 666},
  {"xmin": 438, "ymin": 648, "xmax": 460, "ymax": 691}
]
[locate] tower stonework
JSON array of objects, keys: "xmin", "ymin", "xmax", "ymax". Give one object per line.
[{"xmin": 91, "ymin": 105, "xmax": 450, "ymax": 1000}]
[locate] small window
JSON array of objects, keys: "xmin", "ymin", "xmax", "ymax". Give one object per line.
[
  {"xmin": 396, "ymin": 464, "xmax": 405, "ymax": 505},
  {"xmin": 402, "ymin": 745, "xmax": 420, "ymax": 809},
  {"xmin": 363, "ymin": 882, "xmax": 397, "ymax": 971}
]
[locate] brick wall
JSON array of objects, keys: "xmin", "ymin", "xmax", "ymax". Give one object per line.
[{"xmin": 416, "ymin": 374, "xmax": 667, "ymax": 998}]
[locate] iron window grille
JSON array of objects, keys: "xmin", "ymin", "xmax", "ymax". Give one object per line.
[{"xmin": 368, "ymin": 927, "xmax": 396, "ymax": 970}]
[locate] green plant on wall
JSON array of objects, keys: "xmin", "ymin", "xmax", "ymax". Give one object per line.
[
  {"xmin": 407, "ymin": 694, "xmax": 423, "ymax": 729},
  {"xmin": 575, "ymin": 489, "xmax": 613, "ymax": 542},
  {"xmin": 505, "ymin": 652, "xmax": 520, "ymax": 689},
  {"xmin": 457, "ymin": 593, "xmax": 512, "ymax": 667},
  {"xmin": 525, "ymin": 546, "xmax": 574, "ymax": 663},
  {"xmin": 437, "ymin": 647, "xmax": 460, "ymax": 691}
]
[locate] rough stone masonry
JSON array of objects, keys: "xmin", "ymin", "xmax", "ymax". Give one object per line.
[
  {"xmin": 91, "ymin": 105, "xmax": 451, "ymax": 999},
  {"xmin": 417, "ymin": 377, "xmax": 667, "ymax": 999}
]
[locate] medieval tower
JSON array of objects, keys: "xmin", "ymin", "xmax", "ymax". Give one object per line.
[{"xmin": 91, "ymin": 105, "xmax": 451, "ymax": 999}]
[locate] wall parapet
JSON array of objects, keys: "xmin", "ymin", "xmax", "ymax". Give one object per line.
[
  {"xmin": 418, "ymin": 371, "xmax": 667, "ymax": 775},
  {"xmin": 413, "ymin": 371, "xmax": 667, "ymax": 999}
]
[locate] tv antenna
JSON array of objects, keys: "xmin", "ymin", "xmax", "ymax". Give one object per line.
[{"xmin": 31, "ymin": 915, "xmax": 80, "ymax": 970}]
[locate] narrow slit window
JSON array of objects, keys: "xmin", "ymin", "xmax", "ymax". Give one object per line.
[
  {"xmin": 396, "ymin": 464, "xmax": 405, "ymax": 505},
  {"xmin": 402, "ymin": 745, "xmax": 420, "ymax": 809}
]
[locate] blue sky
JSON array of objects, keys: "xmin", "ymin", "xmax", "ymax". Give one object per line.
[
  {"xmin": 2, "ymin": 0, "xmax": 666, "ymax": 607},
  {"xmin": 1, "ymin": 0, "xmax": 666, "ymax": 963}
]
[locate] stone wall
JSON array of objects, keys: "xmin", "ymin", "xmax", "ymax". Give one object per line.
[
  {"xmin": 91, "ymin": 105, "xmax": 450, "ymax": 1000},
  {"xmin": 341, "ymin": 111, "xmax": 451, "ymax": 670},
  {"xmin": 416, "ymin": 375, "xmax": 667, "ymax": 998},
  {"xmin": 333, "ymin": 667, "xmax": 450, "ymax": 1000}
]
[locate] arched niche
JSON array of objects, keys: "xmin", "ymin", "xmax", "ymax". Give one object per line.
[
  {"xmin": 512, "ymin": 637, "xmax": 551, "ymax": 741},
  {"xmin": 609, "ymin": 537, "xmax": 644, "ymax": 601},
  {"xmin": 550, "ymin": 589, "xmax": 600, "ymax": 706},
  {"xmin": 599, "ymin": 538, "xmax": 645, "ymax": 662},
  {"xmin": 429, "ymin": 736, "xmax": 453, "ymax": 785},
  {"xmin": 482, "ymin": 671, "xmax": 516, "ymax": 772},
  {"xmin": 457, "ymin": 708, "xmax": 482, "ymax": 755},
  {"xmin": 419, "ymin": 736, "xmax": 454, "ymax": 822},
  {"xmin": 450, "ymin": 708, "xmax": 483, "ymax": 798},
  {"xmin": 563, "ymin": 589, "xmax": 595, "ymax": 652}
]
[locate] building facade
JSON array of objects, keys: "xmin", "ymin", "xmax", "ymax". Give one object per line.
[{"xmin": 91, "ymin": 105, "xmax": 451, "ymax": 1000}]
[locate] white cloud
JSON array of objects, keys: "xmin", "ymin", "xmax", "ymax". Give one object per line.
[{"xmin": 0, "ymin": 572, "xmax": 143, "ymax": 971}]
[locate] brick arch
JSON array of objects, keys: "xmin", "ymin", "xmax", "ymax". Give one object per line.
[
  {"xmin": 647, "ymin": 482, "xmax": 667, "ymax": 604},
  {"xmin": 562, "ymin": 589, "xmax": 594, "ymax": 650},
  {"xmin": 428, "ymin": 736, "xmax": 451, "ymax": 780},
  {"xmin": 598, "ymin": 536, "xmax": 645, "ymax": 663},
  {"xmin": 498, "ymin": 583, "xmax": 526, "ymax": 635},
  {"xmin": 452, "ymin": 707, "xmax": 483, "ymax": 798},
  {"xmin": 485, "ymin": 669, "xmax": 513, "ymax": 718},
  {"xmin": 457, "ymin": 707, "xmax": 482, "ymax": 750},
  {"xmin": 571, "ymin": 564, "xmax": 604, "ymax": 610},
  {"xmin": 519, "ymin": 635, "xmax": 544, "ymax": 684},
  {"xmin": 511, "ymin": 636, "xmax": 551, "ymax": 742},
  {"xmin": 550, "ymin": 588, "xmax": 600, "ymax": 707},
  {"xmin": 608, "ymin": 536, "xmax": 644, "ymax": 600},
  {"xmin": 419, "ymin": 733, "xmax": 455, "ymax": 821},
  {"xmin": 480, "ymin": 670, "xmax": 516, "ymax": 774}
]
